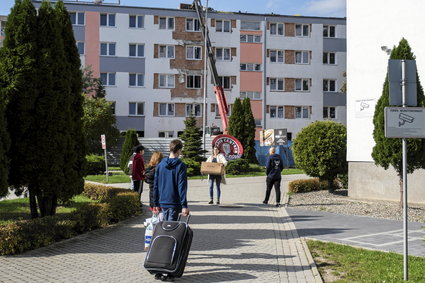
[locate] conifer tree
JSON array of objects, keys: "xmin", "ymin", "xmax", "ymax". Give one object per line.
[
  {"xmin": 242, "ymin": 98, "xmax": 258, "ymax": 163},
  {"xmin": 228, "ymin": 98, "xmax": 244, "ymax": 142},
  {"xmin": 120, "ymin": 129, "xmax": 140, "ymax": 174},
  {"xmin": 372, "ymin": 38, "xmax": 425, "ymax": 203},
  {"xmin": 181, "ymin": 115, "xmax": 206, "ymax": 163}
]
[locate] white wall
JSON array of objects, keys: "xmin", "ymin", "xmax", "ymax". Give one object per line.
[{"xmin": 347, "ymin": 0, "xmax": 425, "ymax": 162}]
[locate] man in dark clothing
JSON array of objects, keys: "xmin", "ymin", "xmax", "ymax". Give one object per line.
[
  {"xmin": 153, "ymin": 139, "xmax": 189, "ymax": 221},
  {"xmin": 132, "ymin": 145, "xmax": 145, "ymax": 198},
  {"xmin": 263, "ymin": 147, "xmax": 284, "ymax": 207}
]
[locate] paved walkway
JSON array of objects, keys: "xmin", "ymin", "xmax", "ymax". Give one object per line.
[{"xmin": 0, "ymin": 175, "xmax": 322, "ymax": 282}]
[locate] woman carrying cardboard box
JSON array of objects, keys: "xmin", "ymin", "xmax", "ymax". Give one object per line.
[{"xmin": 206, "ymin": 147, "xmax": 228, "ymax": 205}]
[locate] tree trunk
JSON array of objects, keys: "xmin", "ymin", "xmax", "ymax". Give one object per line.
[
  {"xmin": 28, "ymin": 185, "xmax": 39, "ymax": 219},
  {"xmin": 37, "ymin": 194, "xmax": 46, "ymax": 218}
]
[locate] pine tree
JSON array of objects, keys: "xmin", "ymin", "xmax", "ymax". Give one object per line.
[
  {"xmin": 181, "ymin": 115, "xmax": 206, "ymax": 162},
  {"xmin": 372, "ymin": 38, "xmax": 425, "ymax": 203},
  {"xmin": 242, "ymin": 98, "xmax": 258, "ymax": 163},
  {"xmin": 120, "ymin": 129, "xmax": 140, "ymax": 174},
  {"xmin": 228, "ymin": 98, "xmax": 244, "ymax": 142}
]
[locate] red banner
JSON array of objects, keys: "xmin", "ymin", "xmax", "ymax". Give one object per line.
[{"xmin": 212, "ymin": 134, "xmax": 243, "ymax": 160}]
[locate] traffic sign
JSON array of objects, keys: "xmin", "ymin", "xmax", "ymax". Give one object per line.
[
  {"xmin": 101, "ymin": 134, "xmax": 106, "ymax": 149},
  {"xmin": 385, "ymin": 107, "xmax": 425, "ymax": 138}
]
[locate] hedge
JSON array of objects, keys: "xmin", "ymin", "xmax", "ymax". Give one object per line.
[
  {"xmin": 0, "ymin": 183, "xmax": 141, "ymax": 255},
  {"xmin": 225, "ymin": 159, "xmax": 250, "ymax": 175},
  {"xmin": 288, "ymin": 178, "xmax": 330, "ymax": 193}
]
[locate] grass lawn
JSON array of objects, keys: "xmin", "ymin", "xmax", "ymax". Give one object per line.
[
  {"xmin": 0, "ymin": 195, "xmax": 97, "ymax": 226},
  {"xmin": 307, "ymin": 240, "xmax": 425, "ymax": 282},
  {"xmin": 84, "ymin": 172, "xmax": 131, "ymax": 184}
]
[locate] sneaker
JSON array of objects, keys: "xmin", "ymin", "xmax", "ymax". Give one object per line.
[
  {"xmin": 216, "ymin": 200, "xmax": 220, "ymax": 205},
  {"xmin": 275, "ymin": 203, "xmax": 280, "ymax": 207},
  {"xmin": 262, "ymin": 201, "xmax": 268, "ymax": 205},
  {"xmin": 154, "ymin": 274, "xmax": 162, "ymax": 280},
  {"xmin": 208, "ymin": 200, "xmax": 213, "ymax": 204},
  {"xmin": 161, "ymin": 275, "xmax": 175, "ymax": 282}
]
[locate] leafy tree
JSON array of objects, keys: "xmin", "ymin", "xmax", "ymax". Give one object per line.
[
  {"xmin": 372, "ymin": 38, "xmax": 425, "ymax": 202},
  {"xmin": 82, "ymin": 65, "xmax": 106, "ymax": 98},
  {"xmin": 181, "ymin": 115, "xmax": 206, "ymax": 175},
  {"xmin": 293, "ymin": 121, "xmax": 347, "ymax": 192},
  {"xmin": 120, "ymin": 129, "xmax": 140, "ymax": 174},
  {"xmin": 242, "ymin": 98, "xmax": 258, "ymax": 163},
  {"xmin": 228, "ymin": 98, "xmax": 244, "ymax": 141},
  {"xmin": 82, "ymin": 96, "xmax": 120, "ymax": 154}
]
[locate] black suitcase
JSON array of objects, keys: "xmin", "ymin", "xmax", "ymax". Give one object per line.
[{"xmin": 144, "ymin": 215, "xmax": 193, "ymax": 279}]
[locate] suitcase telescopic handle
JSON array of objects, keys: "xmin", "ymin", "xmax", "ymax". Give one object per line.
[{"xmin": 177, "ymin": 213, "xmax": 191, "ymax": 223}]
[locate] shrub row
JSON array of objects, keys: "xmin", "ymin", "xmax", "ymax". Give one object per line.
[
  {"xmin": 85, "ymin": 154, "xmax": 105, "ymax": 175},
  {"xmin": 288, "ymin": 178, "xmax": 330, "ymax": 193},
  {"xmin": 225, "ymin": 159, "xmax": 250, "ymax": 175},
  {"xmin": 0, "ymin": 184, "xmax": 140, "ymax": 255}
]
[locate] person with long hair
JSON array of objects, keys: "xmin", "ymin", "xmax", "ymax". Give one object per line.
[
  {"xmin": 144, "ymin": 151, "xmax": 164, "ymax": 210},
  {"xmin": 206, "ymin": 146, "xmax": 228, "ymax": 205}
]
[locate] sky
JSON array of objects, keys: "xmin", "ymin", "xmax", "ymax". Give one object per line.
[{"xmin": 0, "ymin": 0, "xmax": 346, "ymax": 18}]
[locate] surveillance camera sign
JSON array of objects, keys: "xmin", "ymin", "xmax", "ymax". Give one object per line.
[
  {"xmin": 385, "ymin": 107, "xmax": 425, "ymax": 138},
  {"xmin": 355, "ymin": 99, "xmax": 376, "ymax": 117}
]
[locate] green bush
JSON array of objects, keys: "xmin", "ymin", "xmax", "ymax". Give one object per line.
[
  {"xmin": 83, "ymin": 183, "xmax": 129, "ymax": 201},
  {"xmin": 71, "ymin": 203, "xmax": 110, "ymax": 233},
  {"xmin": 85, "ymin": 154, "xmax": 105, "ymax": 175},
  {"xmin": 120, "ymin": 129, "xmax": 139, "ymax": 175},
  {"xmin": 107, "ymin": 192, "xmax": 141, "ymax": 222},
  {"xmin": 225, "ymin": 158, "xmax": 250, "ymax": 175},
  {"xmin": 182, "ymin": 158, "xmax": 201, "ymax": 176},
  {"xmin": 336, "ymin": 174, "xmax": 348, "ymax": 190},
  {"xmin": 288, "ymin": 178, "xmax": 329, "ymax": 193}
]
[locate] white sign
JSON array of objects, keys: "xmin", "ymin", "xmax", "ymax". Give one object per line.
[
  {"xmin": 101, "ymin": 134, "xmax": 106, "ymax": 149},
  {"xmin": 385, "ymin": 107, "xmax": 425, "ymax": 138},
  {"xmin": 355, "ymin": 99, "xmax": 376, "ymax": 118}
]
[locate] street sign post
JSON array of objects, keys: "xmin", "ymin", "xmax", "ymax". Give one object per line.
[{"xmin": 101, "ymin": 134, "xmax": 109, "ymax": 183}]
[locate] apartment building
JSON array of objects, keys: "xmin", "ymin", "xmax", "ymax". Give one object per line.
[{"xmin": 29, "ymin": 1, "xmax": 346, "ymax": 140}]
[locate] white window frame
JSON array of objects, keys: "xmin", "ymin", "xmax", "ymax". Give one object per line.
[
  {"xmin": 186, "ymin": 18, "xmax": 201, "ymax": 31},
  {"xmin": 323, "ymin": 106, "xmax": 336, "ymax": 119},
  {"xmin": 100, "ymin": 42, "xmax": 116, "ymax": 56},
  {"xmin": 159, "ymin": 74, "xmax": 175, "ymax": 88},
  {"xmin": 129, "ymin": 15, "xmax": 144, "ymax": 28},
  {"xmin": 240, "ymin": 63, "xmax": 261, "ymax": 71},
  {"xmin": 159, "ymin": 103, "xmax": 175, "ymax": 116},
  {"xmin": 240, "ymin": 34, "xmax": 261, "ymax": 43},
  {"xmin": 269, "ymin": 106, "xmax": 284, "ymax": 119},
  {"xmin": 129, "ymin": 43, "xmax": 144, "ymax": 57},
  {"xmin": 215, "ymin": 48, "xmax": 231, "ymax": 61},
  {"xmin": 186, "ymin": 75, "xmax": 202, "ymax": 89},
  {"xmin": 218, "ymin": 76, "xmax": 231, "ymax": 90},
  {"xmin": 270, "ymin": 50, "xmax": 284, "ymax": 63},
  {"xmin": 186, "ymin": 46, "xmax": 202, "ymax": 60},
  {"xmin": 77, "ymin": 41, "xmax": 84, "ymax": 55},
  {"xmin": 295, "ymin": 24, "xmax": 310, "ymax": 37},
  {"xmin": 295, "ymin": 106, "xmax": 310, "ymax": 119},
  {"xmin": 241, "ymin": 21, "xmax": 261, "ymax": 31},
  {"xmin": 158, "ymin": 131, "xmax": 174, "ymax": 138},
  {"xmin": 323, "ymin": 25, "xmax": 336, "ymax": 38},
  {"xmin": 323, "ymin": 79, "xmax": 337, "ymax": 92},
  {"xmin": 129, "ymin": 73, "xmax": 145, "ymax": 87},
  {"xmin": 159, "ymin": 17, "xmax": 174, "ymax": 30},
  {"xmin": 216, "ymin": 20, "xmax": 230, "ymax": 32},
  {"xmin": 295, "ymin": 51, "xmax": 310, "ymax": 64},
  {"xmin": 240, "ymin": 91, "xmax": 261, "ymax": 100},
  {"xmin": 100, "ymin": 72, "xmax": 116, "ymax": 86},
  {"xmin": 270, "ymin": 23, "xmax": 284, "ymax": 35},
  {"xmin": 270, "ymin": 78, "xmax": 284, "ymax": 91},
  {"xmin": 295, "ymin": 79, "xmax": 310, "ymax": 92},
  {"xmin": 323, "ymin": 52, "xmax": 336, "ymax": 65},
  {"xmin": 186, "ymin": 103, "xmax": 202, "ymax": 117},
  {"xmin": 129, "ymin": 102, "xmax": 144, "ymax": 116},
  {"xmin": 159, "ymin": 45, "xmax": 175, "ymax": 58},
  {"xmin": 70, "ymin": 12, "xmax": 85, "ymax": 26},
  {"xmin": 100, "ymin": 13, "xmax": 115, "ymax": 27}
]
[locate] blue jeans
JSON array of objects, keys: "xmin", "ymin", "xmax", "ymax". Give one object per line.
[
  {"xmin": 209, "ymin": 175, "xmax": 222, "ymax": 199},
  {"xmin": 162, "ymin": 207, "xmax": 181, "ymax": 221}
]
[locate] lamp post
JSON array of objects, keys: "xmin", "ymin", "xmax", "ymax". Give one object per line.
[{"xmin": 202, "ymin": 0, "xmax": 209, "ymax": 154}]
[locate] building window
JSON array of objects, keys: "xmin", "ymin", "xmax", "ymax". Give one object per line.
[
  {"xmin": 323, "ymin": 52, "xmax": 336, "ymax": 65},
  {"xmin": 159, "ymin": 45, "xmax": 174, "ymax": 58},
  {"xmin": 129, "ymin": 15, "xmax": 144, "ymax": 28},
  {"xmin": 241, "ymin": 21, "xmax": 261, "ymax": 30},
  {"xmin": 186, "ymin": 46, "xmax": 202, "ymax": 60},
  {"xmin": 295, "ymin": 106, "xmax": 309, "ymax": 118},
  {"xmin": 323, "ymin": 25, "xmax": 336, "ymax": 38},
  {"xmin": 240, "ymin": 34, "xmax": 261, "ymax": 43},
  {"xmin": 270, "ymin": 50, "xmax": 284, "ymax": 63},
  {"xmin": 70, "ymin": 12, "xmax": 84, "ymax": 25},
  {"xmin": 295, "ymin": 24, "xmax": 309, "ymax": 37},
  {"xmin": 295, "ymin": 51, "xmax": 309, "ymax": 64},
  {"xmin": 186, "ymin": 75, "xmax": 202, "ymax": 89},
  {"xmin": 215, "ymin": 48, "xmax": 231, "ymax": 61},
  {"xmin": 218, "ymin": 76, "xmax": 231, "ymax": 89},
  {"xmin": 129, "ymin": 44, "xmax": 144, "ymax": 57},
  {"xmin": 186, "ymin": 103, "xmax": 202, "ymax": 117},
  {"xmin": 323, "ymin": 79, "xmax": 336, "ymax": 92},
  {"xmin": 77, "ymin": 42, "xmax": 84, "ymax": 55},
  {"xmin": 323, "ymin": 106, "xmax": 336, "ymax": 119},
  {"xmin": 100, "ymin": 13, "xmax": 115, "ymax": 27},
  {"xmin": 270, "ymin": 23, "xmax": 283, "ymax": 35},
  {"xmin": 159, "ymin": 74, "xmax": 175, "ymax": 88},
  {"xmin": 240, "ymin": 91, "xmax": 261, "ymax": 99},
  {"xmin": 129, "ymin": 102, "xmax": 144, "ymax": 116},
  {"xmin": 129, "ymin": 73, "xmax": 144, "ymax": 87},
  {"xmin": 270, "ymin": 78, "xmax": 284, "ymax": 91},
  {"xmin": 240, "ymin": 63, "xmax": 261, "ymax": 71},
  {"xmin": 295, "ymin": 79, "xmax": 310, "ymax": 91},
  {"xmin": 159, "ymin": 103, "xmax": 175, "ymax": 116},
  {"xmin": 100, "ymin": 42, "xmax": 116, "ymax": 56},
  {"xmin": 186, "ymin": 18, "xmax": 200, "ymax": 31},
  {"xmin": 159, "ymin": 17, "xmax": 174, "ymax": 29},
  {"xmin": 216, "ymin": 20, "xmax": 230, "ymax": 32},
  {"xmin": 159, "ymin": 131, "xmax": 174, "ymax": 138},
  {"xmin": 270, "ymin": 106, "xmax": 284, "ymax": 118},
  {"xmin": 100, "ymin": 73, "xmax": 116, "ymax": 86}
]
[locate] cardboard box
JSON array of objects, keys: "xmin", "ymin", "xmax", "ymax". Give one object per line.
[{"xmin": 200, "ymin": 162, "xmax": 224, "ymax": 175}]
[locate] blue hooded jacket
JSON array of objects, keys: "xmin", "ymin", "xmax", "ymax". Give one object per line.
[
  {"xmin": 266, "ymin": 153, "xmax": 284, "ymax": 179},
  {"xmin": 153, "ymin": 157, "xmax": 188, "ymax": 209}
]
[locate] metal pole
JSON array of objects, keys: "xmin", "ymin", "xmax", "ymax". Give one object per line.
[
  {"xmin": 104, "ymin": 147, "xmax": 109, "ymax": 183},
  {"xmin": 202, "ymin": 0, "xmax": 208, "ymax": 154},
  {"xmin": 262, "ymin": 17, "xmax": 267, "ymax": 130},
  {"xmin": 401, "ymin": 59, "xmax": 408, "ymax": 281}
]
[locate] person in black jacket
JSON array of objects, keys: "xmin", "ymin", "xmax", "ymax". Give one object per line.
[
  {"xmin": 263, "ymin": 147, "xmax": 284, "ymax": 207},
  {"xmin": 144, "ymin": 151, "xmax": 164, "ymax": 210}
]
